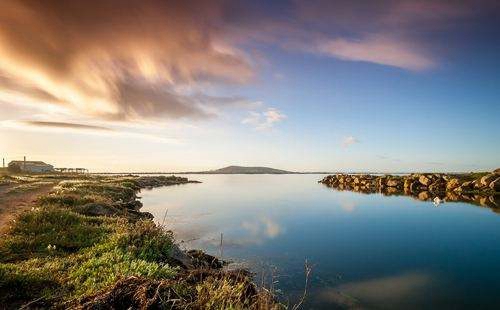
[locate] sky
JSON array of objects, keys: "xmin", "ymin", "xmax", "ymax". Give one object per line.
[{"xmin": 1, "ymin": 0, "xmax": 499, "ymax": 172}]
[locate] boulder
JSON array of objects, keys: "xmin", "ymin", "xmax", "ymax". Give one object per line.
[
  {"xmin": 446, "ymin": 178, "xmax": 460, "ymax": 191},
  {"xmin": 418, "ymin": 191, "xmax": 431, "ymax": 201},
  {"xmin": 410, "ymin": 181, "xmax": 421, "ymax": 193},
  {"xmin": 386, "ymin": 179, "xmax": 400, "ymax": 187},
  {"xmin": 419, "ymin": 175, "xmax": 432, "ymax": 186},
  {"xmin": 490, "ymin": 177, "xmax": 500, "ymax": 191},
  {"xmin": 429, "ymin": 181, "xmax": 446, "ymax": 193},
  {"xmin": 459, "ymin": 181, "xmax": 474, "ymax": 192},
  {"xmin": 480, "ymin": 174, "xmax": 498, "ymax": 187},
  {"xmin": 473, "ymin": 180, "xmax": 483, "ymax": 189},
  {"xmin": 494, "ymin": 168, "xmax": 500, "ymax": 175},
  {"xmin": 489, "ymin": 195, "xmax": 500, "ymax": 207},
  {"xmin": 385, "ymin": 187, "xmax": 399, "ymax": 195}
]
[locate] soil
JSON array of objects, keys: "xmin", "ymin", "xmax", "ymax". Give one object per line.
[{"xmin": 0, "ymin": 183, "xmax": 55, "ymax": 233}]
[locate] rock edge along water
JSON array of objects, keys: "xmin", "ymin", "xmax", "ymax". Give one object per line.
[{"xmin": 320, "ymin": 169, "xmax": 500, "ymax": 209}]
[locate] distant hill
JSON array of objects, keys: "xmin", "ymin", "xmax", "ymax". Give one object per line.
[{"xmin": 204, "ymin": 165, "xmax": 294, "ymax": 174}]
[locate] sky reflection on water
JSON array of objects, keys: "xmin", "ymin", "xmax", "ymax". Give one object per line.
[{"xmin": 141, "ymin": 174, "xmax": 500, "ymax": 309}]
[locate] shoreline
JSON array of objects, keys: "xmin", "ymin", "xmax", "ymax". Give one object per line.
[
  {"xmin": 320, "ymin": 169, "xmax": 500, "ymax": 210},
  {"xmin": 0, "ymin": 174, "xmax": 280, "ymax": 309}
]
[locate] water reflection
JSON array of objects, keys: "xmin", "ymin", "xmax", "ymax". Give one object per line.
[
  {"xmin": 317, "ymin": 272, "xmax": 433, "ymax": 309},
  {"xmin": 140, "ymin": 174, "xmax": 500, "ymax": 309}
]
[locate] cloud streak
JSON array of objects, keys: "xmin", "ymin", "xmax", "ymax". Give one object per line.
[
  {"xmin": 316, "ymin": 35, "xmax": 434, "ymax": 71},
  {"xmin": 21, "ymin": 121, "xmax": 113, "ymax": 131},
  {"xmin": 242, "ymin": 108, "xmax": 286, "ymax": 131},
  {"xmin": 0, "ymin": 0, "xmax": 495, "ymax": 126},
  {"xmin": 0, "ymin": 0, "xmax": 254, "ymax": 121},
  {"xmin": 342, "ymin": 136, "xmax": 359, "ymax": 148}
]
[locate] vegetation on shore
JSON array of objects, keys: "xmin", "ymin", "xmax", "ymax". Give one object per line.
[
  {"xmin": 320, "ymin": 169, "xmax": 500, "ymax": 210},
  {"xmin": 0, "ymin": 174, "xmax": 281, "ymax": 309}
]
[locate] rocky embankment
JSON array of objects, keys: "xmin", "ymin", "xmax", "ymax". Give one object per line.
[{"xmin": 320, "ymin": 169, "xmax": 500, "ymax": 209}]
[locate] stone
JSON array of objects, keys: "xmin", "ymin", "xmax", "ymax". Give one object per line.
[
  {"xmin": 494, "ymin": 168, "xmax": 500, "ymax": 175},
  {"xmin": 410, "ymin": 181, "xmax": 421, "ymax": 193},
  {"xmin": 385, "ymin": 187, "xmax": 399, "ymax": 195},
  {"xmin": 446, "ymin": 178, "xmax": 460, "ymax": 191},
  {"xmin": 460, "ymin": 181, "xmax": 474, "ymax": 191},
  {"xmin": 429, "ymin": 181, "xmax": 446, "ymax": 193},
  {"xmin": 480, "ymin": 173, "xmax": 497, "ymax": 186},
  {"xmin": 419, "ymin": 175, "xmax": 432, "ymax": 186},
  {"xmin": 386, "ymin": 179, "xmax": 400, "ymax": 187},
  {"xmin": 489, "ymin": 196, "xmax": 500, "ymax": 207},
  {"xmin": 490, "ymin": 177, "xmax": 500, "ymax": 191},
  {"xmin": 473, "ymin": 180, "xmax": 483, "ymax": 189},
  {"xmin": 418, "ymin": 191, "xmax": 431, "ymax": 201}
]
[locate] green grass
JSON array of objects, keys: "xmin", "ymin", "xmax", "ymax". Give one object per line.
[
  {"xmin": 0, "ymin": 175, "xmax": 279, "ymax": 309},
  {"xmin": 0, "ymin": 212, "xmax": 178, "ymax": 304},
  {"xmin": 0, "ymin": 207, "xmax": 112, "ymax": 262}
]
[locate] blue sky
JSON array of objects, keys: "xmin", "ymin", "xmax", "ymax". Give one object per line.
[{"xmin": 0, "ymin": 0, "xmax": 499, "ymax": 172}]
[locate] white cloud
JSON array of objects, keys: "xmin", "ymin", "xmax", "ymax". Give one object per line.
[
  {"xmin": 242, "ymin": 107, "xmax": 286, "ymax": 130},
  {"xmin": 315, "ymin": 35, "xmax": 434, "ymax": 71},
  {"xmin": 342, "ymin": 136, "xmax": 359, "ymax": 148}
]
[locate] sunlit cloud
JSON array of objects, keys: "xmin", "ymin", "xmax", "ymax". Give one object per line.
[
  {"xmin": 342, "ymin": 136, "xmax": 359, "ymax": 148},
  {"xmin": 315, "ymin": 35, "xmax": 434, "ymax": 71},
  {"xmin": 242, "ymin": 108, "xmax": 287, "ymax": 131},
  {"xmin": 0, "ymin": 1, "xmax": 255, "ymax": 122},
  {"xmin": 1, "ymin": 120, "xmax": 179, "ymax": 144}
]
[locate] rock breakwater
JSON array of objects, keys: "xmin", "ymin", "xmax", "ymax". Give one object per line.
[{"xmin": 320, "ymin": 169, "xmax": 500, "ymax": 209}]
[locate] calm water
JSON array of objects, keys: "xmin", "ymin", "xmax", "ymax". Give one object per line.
[{"xmin": 141, "ymin": 175, "xmax": 500, "ymax": 309}]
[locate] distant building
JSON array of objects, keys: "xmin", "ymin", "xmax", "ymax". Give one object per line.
[{"xmin": 8, "ymin": 160, "xmax": 54, "ymax": 173}]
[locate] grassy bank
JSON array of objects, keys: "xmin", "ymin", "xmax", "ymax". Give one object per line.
[{"xmin": 0, "ymin": 175, "xmax": 281, "ymax": 309}]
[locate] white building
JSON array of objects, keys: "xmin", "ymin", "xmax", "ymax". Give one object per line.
[{"xmin": 8, "ymin": 160, "xmax": 54, "ymax": 173}]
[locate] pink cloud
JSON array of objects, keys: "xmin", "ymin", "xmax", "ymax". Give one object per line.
[{"xmin": 316, "ymin": 35, "xmax": 434, "ymax": 71}]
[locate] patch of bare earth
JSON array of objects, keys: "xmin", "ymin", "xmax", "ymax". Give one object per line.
[{"xmin": 0, "ymin": 183, "xmax": 55, "ymax": 232}]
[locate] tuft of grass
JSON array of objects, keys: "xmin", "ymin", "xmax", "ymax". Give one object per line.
[
  {"xmin": 0, "ymin": 218, "xmax": 178, "ymax": 303},
  {"xmin": 0, "ymin": 208, "xmax": 112, "ymax": 262}
]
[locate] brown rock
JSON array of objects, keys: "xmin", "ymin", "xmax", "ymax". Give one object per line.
[
  {"xmin": 419, "ymin": 175, "xmax": 432, "ymax": 186},
  {"xmin": 446, "ymin": 178, "xmax": 460, "ymax": 191},
  {"xmin": 410, "ymin": 181, "xmax": 421, "ymax": 192},
  {"xmin": 386, "ymin": 179, "xmax": 400, "ymax": 187},
  {"xmin": 494, "ymin": 168, "xmax": 500, "ymax": 175},
  {"xmin": 481, "ymin": 174, "xmax": 498, "ymax": 186},
  {"xmin": 489, "ymin": 196, "xmax": 500, "ymax": 207},
  {"xmin": 429, "ymin": 181, "xmax": 446, "ymax": 193},
  {"xmin": 418, "ymin": 191, "xmax": 431, "ymax": 201},
  {"xmin": 490, "ymin": 177, "xmax": 500, "ymax": 191}
]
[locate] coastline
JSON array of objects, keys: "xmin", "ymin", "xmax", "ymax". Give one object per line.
[
  {"xmin": 320, "ymin": 169, "xmax": 500, "ymax": 210},
  {"xmin": 0, "ymin": 174, "xmax": 281, "ymax": 309}
]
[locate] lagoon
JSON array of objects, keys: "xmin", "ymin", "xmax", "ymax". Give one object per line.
[{"xmin": 141, "ymin": 174, "xmax": 500, "ymax": 309}]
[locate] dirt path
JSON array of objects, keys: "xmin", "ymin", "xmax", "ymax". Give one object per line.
[{"xmin": 0, "ymin": 183, "xmax": 56, "ymax": 232}]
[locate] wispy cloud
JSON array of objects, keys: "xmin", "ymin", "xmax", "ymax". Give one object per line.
[
  {"xmin": 242, "ymin": 108, "xmax": 286, "ymax": 131},
  {"xmin": 1, "ymin": 120, "xmax": 179, "ymax": 144},
  {"xmin": 342, "ymin": 136, "xmax": 359, "ymax": 148},
  {"xmin": 315, "ymin": 35, "xmax": 434, "ymax": 71},
  {"xmin": 21, "ymin": 121, "xmax": 113, "ymax": 132}
]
